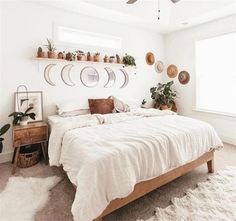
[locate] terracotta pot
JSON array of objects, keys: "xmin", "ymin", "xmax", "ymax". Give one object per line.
[
  {"xmin": 94, "ymin": 56, "xmax": 100, "ymax": 62},
  {"xmin": 57, "ymin": 53, "xmax": 64, "ymax": 59},
  {"xmin": 87, "ymin": 55, "xmax": 93, "ymax": 62},
  {"xmin": 37, "ymin": 52, "xmax": 45, "ymax": 58},
  {"xmin": 77, "ymin": 54, "xmax": 84, "ymax": 61},
  {"xmin": 104, "ymin": 57, "xmax": 109, "ymax": 63},
  {"xmin": 48, "ymin": 51, "xmax": 55, "ymax": 59},
  {"xmin": 160, "ymin": 105, "xmax": 172, "ymax": 110}
]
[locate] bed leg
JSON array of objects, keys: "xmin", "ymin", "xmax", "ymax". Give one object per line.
[{"xmin": 207, "ymin": 159, "xmax": 214, "ymax": 173}]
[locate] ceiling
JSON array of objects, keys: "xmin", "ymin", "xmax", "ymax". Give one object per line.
[{"xmin": 37, "ymin": 0, "xmax": 236, "ymax": 33}]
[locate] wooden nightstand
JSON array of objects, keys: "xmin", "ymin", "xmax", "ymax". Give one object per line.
[{"xmin": 12, "ymin": 122, "xmax": 48, "ymax": 174}]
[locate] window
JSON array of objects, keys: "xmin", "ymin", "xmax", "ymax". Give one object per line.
[
  {"xmin": 55, "ymin": 26, "xmax": 122, "ymax": 50},
  {"xmin": 195, "ymin": 32, "xmax": 236, "ymax": 116}
]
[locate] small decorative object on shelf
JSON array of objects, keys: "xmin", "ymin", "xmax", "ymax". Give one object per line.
[
  {"xmin": 87, "ymin": 52, "xmax": 93, "ymax": 61},
  {"xmin": 76, "ymin": 50, "xmax": 85, "ymax": 61},
  {"xmin": 45, "ymin": 38, "xmax": 56, "ymax": 59},
  {"xmin": 109, "ymin": 56, "xmax": 116, "ymax": 63},
  {"xmin": 116, "ymin": 54, "xmax": 122, "ymax": 64},
  {"xmin": 94, "ymin": 52, "xmax": 100, "ymax": 62},
  {"xmin": 123, "ymin": 53, "xmax": 136, "ymax": 66},
  {"xmin": 12, "ymin": 122, "xmax": 48, "ymax": 174},
  {"xmin": 104, "ymin": 55, "xmax": 109, "ymax": 63},
  {"xmin": 65, "ymin": 52, "xmax": 76, "ymax": 61},
  {"xmin": 57, "ymin": 51, "xmax": 64, "ymax": 59},
  {"xmin": 150, "ymin": 81, "xmax": 177, "ymax": 110},
  {"xmin": 37, "ymin": 47, "xmax": 45, "ymax": 58},
  {"xmin": 9, "ymin": 107, "xmax": 36, "ymax": 126},
  {"xmin": 0, "ymin": 124, "xmax": 10, "ymax": 153}
]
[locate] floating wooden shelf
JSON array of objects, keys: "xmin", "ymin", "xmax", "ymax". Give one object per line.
[{"xmin": 31, "ymin": 57, "xmax": 136, "ymax": 68}]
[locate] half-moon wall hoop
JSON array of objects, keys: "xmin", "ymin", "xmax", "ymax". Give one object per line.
[
  {"xmin": 104, "ymin": 67, "xmax": 116, "ymax": 88},
  {"xmin": 61, "ymin": 64, "xmax": 76, "ymax": 86},
  {"xmin": 44, "ymin": 64, "xmax": 57, "ymax": 86},
  {"xmin": 119, "ymin": 69, "xmax": 129, "ymax": 88}
]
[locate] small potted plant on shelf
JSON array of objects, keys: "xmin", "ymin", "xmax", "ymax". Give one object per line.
[
  {"xmin": 8, "ymin": 107, "xmax": 36, "ymax": 126},
  {"xmin": 109, "ymin": 56, "xmax": 116, "ymax": 63},
  {"xmin": 57, "ymin": 51, "xmax": 64, "ymax": 59},
  {"xmin": 123, "ymin": 53, "xmax": 136, "ymax": 66},
  {"xmin": 37, "ymin": 47, "xmax": 45, "ymax": 58},
  {"xmin": 94, "ymin": 52, "xmax": 100, "ymax": 62},
  {"xmin": 104, "ymin": 55, "xmax": 109, "ymax": 63},
  {"xmin": 116, "ymin": 54, "xmax": 122, "ymax": 64},
  {"xmin": 0, "ymin": 124, "xmax": 10, "ymax": 153},
  {"xmin": 76, "ymin": 50, "xmax": 85, "ymax": 61},
  {"xmin": 45, "ymin": 38, "xmax": 56, "ymax": 59},
  {"xmin": 87, "ymin": 52, "xmax": 93, "ymax": 61},
  {"xmin": 150, "ymin": 81, "xmax": 177, "ymax": 110}
]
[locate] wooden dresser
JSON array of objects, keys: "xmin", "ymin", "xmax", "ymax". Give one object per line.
[{"xmin": 12, "ymin": 122, "xmax": 48, "ymax": 174}]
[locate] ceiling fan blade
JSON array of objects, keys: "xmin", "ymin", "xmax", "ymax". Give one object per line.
[
  {"xmin": 171, "ymin": 0, "xmax": 181, "ymax": 3},
  {"xmin": 127, "ymin": 0, "xmax": 138, "ymax": 4}
]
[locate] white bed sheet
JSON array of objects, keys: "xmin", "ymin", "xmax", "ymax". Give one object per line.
[{"xmin": 48, "ymin": 110, "xmax": 223, "ymax": 221}]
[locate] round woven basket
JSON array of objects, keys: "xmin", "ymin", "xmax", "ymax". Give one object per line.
[{"xmin": 17, "ymin": 144, "xmax": 40, "ymax": 168}]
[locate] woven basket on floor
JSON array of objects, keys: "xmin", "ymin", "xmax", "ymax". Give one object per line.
[{"xmin": 17, "ymin": 145, "xmax": 40, "ymax": 168}]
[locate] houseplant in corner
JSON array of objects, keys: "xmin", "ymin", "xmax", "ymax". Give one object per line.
[
  {"xmin": 150, "ymin": 81, "xmax": 177, "ymax": 110},
  {"xmin": 45, "ymin": 38, "xmax": 56, "ymax": 58},
  {"xmin": 9, "ymin": 107, "xmax": 36, "ymax": 126},
  {"xmin": 0, "ymin": 124, "xmax": 10, "ymax": 153}
]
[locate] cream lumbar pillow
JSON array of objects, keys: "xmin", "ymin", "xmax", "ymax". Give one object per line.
[{"xmin": 109, "ymin": 96, "xmax": 130, "ymax": 113}]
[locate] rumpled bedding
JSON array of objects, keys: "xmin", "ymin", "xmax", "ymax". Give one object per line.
[{"xmin": 48, "ymin": 109, "xmax": 223, "ymax": 221}]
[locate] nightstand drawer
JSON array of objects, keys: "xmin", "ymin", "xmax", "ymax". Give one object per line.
[{"xmin": 14, "ymin": 126, "xmax": 47, "ymax": 145}]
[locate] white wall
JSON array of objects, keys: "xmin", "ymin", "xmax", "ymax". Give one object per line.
[
  {"xmin": 0, "ymin": 1, "xmax": 165, "ymax": 162},
  {"xmin": 165, "ymin": 14, "xmax": 236, "ymax": 145}
]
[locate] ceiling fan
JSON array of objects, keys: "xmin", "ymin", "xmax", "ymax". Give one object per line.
[{"xmin": 127, "ymin": 0, "xmax": 181, "ymax": 4}]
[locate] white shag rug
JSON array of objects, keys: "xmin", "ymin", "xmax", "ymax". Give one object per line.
[
  {"xmin": 141, "ymin": 167, "xmax": 236, "ymax": 221},
  {"xmin": 0, "ymin": 176, "xmax": 61, "ymax": 221}
]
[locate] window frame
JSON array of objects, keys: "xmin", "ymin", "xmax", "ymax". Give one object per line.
[{"xmin": 194, "ymin": 31, "xmax": 236, "ymax": 118}]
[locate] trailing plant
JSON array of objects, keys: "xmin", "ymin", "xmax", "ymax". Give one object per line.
[
  {"xmin": 0, "ymin": 124, "xmax": 10, "ymax": 153},
  {"xmin": 123, "ymin": 53, "xmax": 136, "ymax": 66},
  {"xmin": 8, "ymin": 107, "xmax": 36, "ymax": 125},
  {"xmin": 150, "ymin": 81, "xmax": 177, "ymax": 108},
  {"xmin": 45, "ymin": 38, "xmax": 56, "ymax": 52}
]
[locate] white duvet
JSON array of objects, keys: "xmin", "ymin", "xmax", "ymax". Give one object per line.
[{"xmin": 48, "ymin": 109, "xmax": 223, "ymax": 221}]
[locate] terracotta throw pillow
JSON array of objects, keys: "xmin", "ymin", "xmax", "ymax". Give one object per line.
[{"xmin": 88, "ymin": 99, "xmax": 114, "ymax": 114}]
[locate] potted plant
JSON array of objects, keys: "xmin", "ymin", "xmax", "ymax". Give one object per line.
[
  {"xmin": 76, "ymin": 50, "xmax": 85, "ymax": 61},
  {"xmin": 94, "ymin": 53, "xmax": 100, "ymax": 62},
  {"xmin": 37, "ymin": 47, "xmax": 45, "ymax": 58},
  {"xmin": 45, "ymin": 38, "xmax": 56, "ymax": 59},
  {"xmin": 8, "ymin": 107, "xmax": 36, "ymax": 126},
  {"xmin": 0, "ymin": 124, "xmax": 10, "ymax": 153},
  {"xmin": 57, "ymin": 52, "xmax": 64, "ymax": 59},
  {"xmin": 150, "ymin": 81, "xmax": 177, "ymax": 110},
  {"xmin": 109, "ymin": 56, "xmax": 116, "ymax": 63},
  {"xmin": 116, "ymin": 54, "xmax": 122, "ymax": 64},
  {"xmin": 104, "ymin": 55, "xmax": 109, "ymax": 63},
  {"xmin": 87, "ymin": 52, "xmax": 93, "ymax": 61},
  {"xmin": 123, "ymin": 54, "xmax": 136, "ymax": 66}
]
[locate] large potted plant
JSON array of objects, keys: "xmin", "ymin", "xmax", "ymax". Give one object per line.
[
  {"xmin": 9, "ymin": 107, "xmax": 36, "ymax": 126},
  {"xmin": 150, "ymin": 81, "xmax": 177, "ymax": 110},
  {"xmin": 0, "ymin": 124, "xmax": 10, "ymax": 153}
]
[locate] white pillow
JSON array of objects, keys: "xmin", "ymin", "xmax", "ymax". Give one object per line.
[
  {"xmin": 109, "ymin": 96, "xmax": 130, "ymax": 113},
  {"xmin": 118, "ymin": 97, "xmax": 140, "ymax": 110}
]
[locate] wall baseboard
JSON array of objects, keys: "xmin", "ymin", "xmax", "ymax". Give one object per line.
[
  {"xmin": 0, "ymin": 151, "xmax": 13, "ymax": 164},
  {"xmin": 219, "ymin": 135, "xmax": 236, "ymax": 146}
]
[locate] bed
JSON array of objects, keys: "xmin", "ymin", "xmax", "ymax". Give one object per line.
[{"xmin": 48, "ymin": 108, "xmax": 223, "ymax": 221}]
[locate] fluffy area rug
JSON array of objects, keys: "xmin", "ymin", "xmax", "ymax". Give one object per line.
[
  {"xmin": 140, "ymin": 167, "xmax": 236, "ymax": 221},
  {"xmin": 0, "ymin": 176, "xmax": 61, "ymax": 221}
]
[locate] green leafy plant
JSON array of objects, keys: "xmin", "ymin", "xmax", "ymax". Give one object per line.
[
  {"xmin": 0, "ymin": 124, "xmax": 10, "ymax": 153},
  {"xmin": 150, "ymin": 81, "xmax": 177, "ymax": 108},
  {"xmin": 8, "ymin": 107, "xmax": 36, "ymax": 125},
  {"xmin": 95, "ymin": 52, "xmax": 100, "ymax": 56},
  {"xmin": 123, "ymin": 53, "xmax": 136, "ymax": 66},
  {"xmin": 45, "ymin": 38, "xmax": 56, "ymax": 52}
]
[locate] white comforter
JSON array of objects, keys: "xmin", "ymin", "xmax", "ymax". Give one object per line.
[{"xmin": 48, "ymin": 109, "xmax": 223, "ymax": 221}]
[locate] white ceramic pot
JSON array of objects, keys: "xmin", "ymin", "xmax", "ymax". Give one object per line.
[{"xmin": 20, "ymin": 117, "xmax": 28, "ymax": 126}]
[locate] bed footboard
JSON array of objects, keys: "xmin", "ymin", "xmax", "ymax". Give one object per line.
[{"xmin": 93, "ymin": 150, "xmax": 215, "ymax": 221}]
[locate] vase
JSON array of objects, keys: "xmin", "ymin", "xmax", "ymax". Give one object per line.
[{"xmin": 20, "ymin": 117, "xmax": 28, "ymax": 126}]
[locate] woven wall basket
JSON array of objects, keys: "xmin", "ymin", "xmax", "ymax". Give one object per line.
[{"xmin": 17, "ymin": 145, "xmax": 40, "ymax": 168}]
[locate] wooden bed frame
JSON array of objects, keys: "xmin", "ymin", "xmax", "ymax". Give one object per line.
[{"xmin": 92, "ymin": 150, "xmax": 215, "ymax": 221}]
